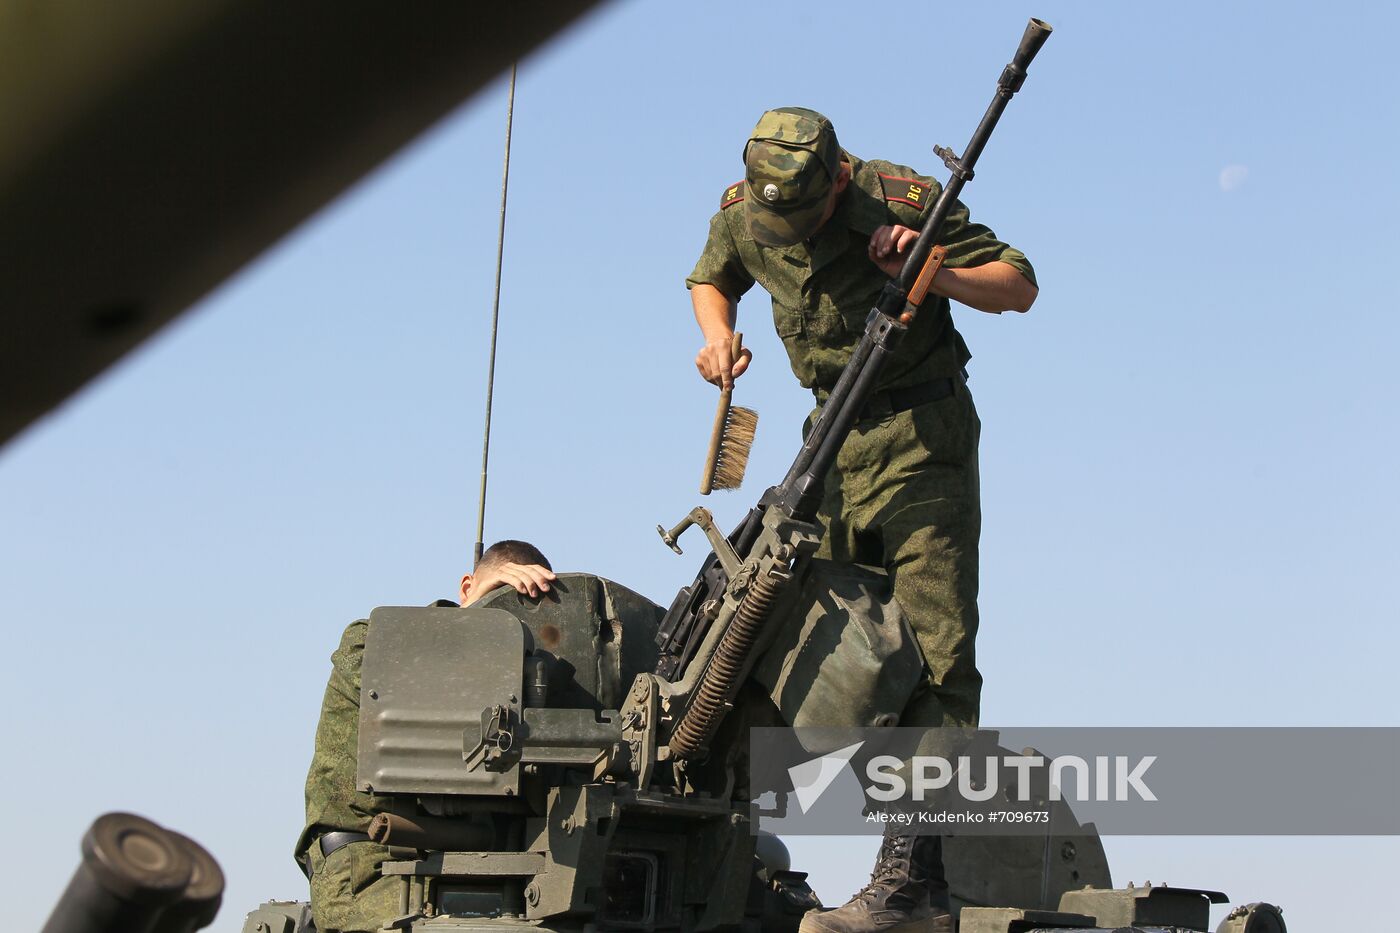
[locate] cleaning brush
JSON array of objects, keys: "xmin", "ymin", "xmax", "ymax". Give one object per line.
[{"xmin": 699, "ymin": 332, "xmax": 759, "ymax": 495}]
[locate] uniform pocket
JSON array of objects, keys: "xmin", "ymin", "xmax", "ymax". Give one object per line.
[
  {"xmin": 309, "ymin": 845, "xmax": 353, "ymax": 924},
  {"xmin": 773, "ymin": 305, "xmax": 803, "ymax": 337},
  {"xmin": 349, "ymin": 842, "xmax": 390, "ymax": 894},
  {"xmin": 911, "ymin": 391, "xmax": 976, "ymax": 468},
  {"xmin": 804, "ymin": 308, "xmax": 845, "ymax": 343}
]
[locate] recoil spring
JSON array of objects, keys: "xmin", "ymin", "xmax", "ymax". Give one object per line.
[{"xmin": 668, "ymin": 567, "xmax": 789, "ymax": 760}]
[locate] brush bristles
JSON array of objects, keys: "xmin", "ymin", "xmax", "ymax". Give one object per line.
[{"xmin": 710, "ymin": 405, "xmax": 758, "ymax": 491}]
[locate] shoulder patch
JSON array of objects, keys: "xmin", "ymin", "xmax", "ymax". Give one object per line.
[
  {"xmin": 878, "ymin": 173, "xmax": 932, "ymax": 211},
  {"xmin": 720, "ymin": 180, "xmax": 745, "ymax": 209}
]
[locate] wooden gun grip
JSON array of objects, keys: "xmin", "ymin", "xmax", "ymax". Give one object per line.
[{"xmin": 901, "ymin": 244, "xmax": 948, "ymax": 324}]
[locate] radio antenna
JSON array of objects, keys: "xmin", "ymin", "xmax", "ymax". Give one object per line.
[{"xmin": 473, "ymin": 64, "xmax": 517, "ymax": 566}]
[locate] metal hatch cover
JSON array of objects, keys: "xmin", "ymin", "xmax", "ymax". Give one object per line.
[{"xmin": 357, "ymin": 605, "xmax": 523, "ymax": 797}]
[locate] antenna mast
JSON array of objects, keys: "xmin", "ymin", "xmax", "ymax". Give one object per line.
[{"xmin": 473, "ymin": 64, "xmax": 517, "ymax": 566}]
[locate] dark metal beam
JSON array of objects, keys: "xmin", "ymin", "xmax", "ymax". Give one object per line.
[{"xmin": 0, "ymin": 0, "xmax": 608, "ymax": 446}]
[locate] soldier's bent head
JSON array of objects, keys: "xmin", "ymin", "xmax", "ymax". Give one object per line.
[
  {"xmin": 477, "ymin": 539, "xmax": 551, "ymax": 572},
  {"xmin": 743, "ymin": 107, "xmax": 848, "ymax": 247},
  {"xmin": 459, "ymin": 539, "xmax": 554, "ymax": 606}
]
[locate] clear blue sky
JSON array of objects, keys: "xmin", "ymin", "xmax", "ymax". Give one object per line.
[{"xmin": 3, "ymin": 2, "xmax": 1396, "ymax": 930}]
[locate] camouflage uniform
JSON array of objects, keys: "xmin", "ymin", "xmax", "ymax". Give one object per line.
[
  {"xmin": 687, "ymin": 152, "xmax": 1034, "ymax": 729},
  {"xmin": 295, "ymin": 609, "xmax": 452, "ymax": 932}
]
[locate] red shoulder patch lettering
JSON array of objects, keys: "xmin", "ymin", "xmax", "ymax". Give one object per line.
[
  {"xmin": 720, "ymin": 180, "xmax": 745, "ymax": 209},
  {"xmin": 878, "ymin": 172, "xmax": 931, "ymax": 210}
]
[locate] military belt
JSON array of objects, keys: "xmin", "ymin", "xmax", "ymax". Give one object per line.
[
  {"xmin": 295, "ymin": 830, "xmax": 372, "ymax": 880},
  {"xmin": 318, "ymin": 831, "xmax": 372, "ymax": 862},
  {"xmin": 835, "ymin": 370, "xmax": 966, "ymax": 423}
]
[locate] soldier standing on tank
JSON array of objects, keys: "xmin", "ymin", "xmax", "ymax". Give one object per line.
[
  {"xmin": 686, "ymin": 107, "xmax": 1038, "ymax": 933},
  {"xmin": 295, "ymin": 540, "xmax": 556, "ymax": 933}
]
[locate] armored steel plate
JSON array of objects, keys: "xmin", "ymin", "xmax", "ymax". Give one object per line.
[
  {"xmin": 474, "ymin": 573, "xmax": 662, "ymax": 711},
  {"xmin": 358, "ymin": 605, "xmax": 523, "ymax": 796}
]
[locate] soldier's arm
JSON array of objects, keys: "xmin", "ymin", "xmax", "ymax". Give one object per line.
[
  {"xmin": 691, "ymin": 284, "xmax": 751, "ymax": 388},
  {"xmin": 935, "ymin": 259, "xmax": 1037, "ymax": 313},
  {"xmin": 687, "ymin": 205, "xmax": 756, "ymax": 387},
  {"xmin": 870, "ymin": 170, "xmax": 1038, "ymax": 313},
  {"xmin": 868, "ymin": 221, "xmax": 1036, "ymax": 312},
  {"xmin": 869, "ymin": 224, "xmax": 1037, "ymax": 312}
]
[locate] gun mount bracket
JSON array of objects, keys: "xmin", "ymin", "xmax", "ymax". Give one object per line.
[
  {"xmin": 619, "ymin": 674, "xmax": 662, "ymax": 790},
  {"xmin": 933, "ymin": 145, "xmax": 974, "ymax": 181},
  {"xmin": 464, "ymin": 704, "xmax": 522, "ymax": 773}
]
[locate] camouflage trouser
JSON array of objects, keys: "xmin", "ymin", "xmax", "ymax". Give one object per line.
[
  {"xmin": 814, "ymin": 383, "xmax": 982, "ymax": 729},
  {"xmin": 308, "ymin": 840, "xmax": 402, "ymax": 933}
]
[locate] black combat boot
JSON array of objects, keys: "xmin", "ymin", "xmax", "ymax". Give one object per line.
[{"xmin": 799, "ymin": 832, "xmax": 952, "ymax": 933}]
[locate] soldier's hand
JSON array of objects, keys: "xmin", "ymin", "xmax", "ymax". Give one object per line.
[
  {"xmin": 868, "ymin": 224, "xmax": 920, "ymax": 277},
  {"xmin": 695, "ymin": 335, "xmax": 752, "ymax": 390},
  {"xmin": 466, "ymin": 562, "xmax": 557, "ymax": 604}
]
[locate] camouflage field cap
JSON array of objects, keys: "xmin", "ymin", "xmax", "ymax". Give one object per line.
[{"xmin": 743, "ymin": 107, "xmax": 842, "ymax": 247}]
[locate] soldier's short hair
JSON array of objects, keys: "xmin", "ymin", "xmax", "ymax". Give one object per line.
[{"xmin": 477, "ymin": 539, "xmax": 551, "ymax": 571}]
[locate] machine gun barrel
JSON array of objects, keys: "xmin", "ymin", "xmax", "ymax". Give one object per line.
[
  {"xmin": 781, "ymin": 15, "xmax": 1052, "ymax": 519},
  {"xmin": 893, "ymin": 18, "xmax": 1051, "ymax": 300},
  {"xmin": 656, "ymin": 19, "xmax": 1051, "ymax": 758}
]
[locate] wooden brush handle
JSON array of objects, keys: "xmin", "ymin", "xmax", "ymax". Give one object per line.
[{"xmin": 700, "ymin": 332, "xmax": 744, "ymax": 495}]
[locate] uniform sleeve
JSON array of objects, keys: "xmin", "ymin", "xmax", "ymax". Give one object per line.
[
  {"xmin": 685, "ymin": 210, "xmax": 756, "ymax": 301},
  {"xmin": 299, "ymin": 620, "xmax": 370, "ymax": 853},
  {"xmin": 936, "ymin": 191, "xmax": 1037, "ymax": 287},
  {"xmin": 327, "ymin": 619, "xmax": 367, "ymax": 701}
]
